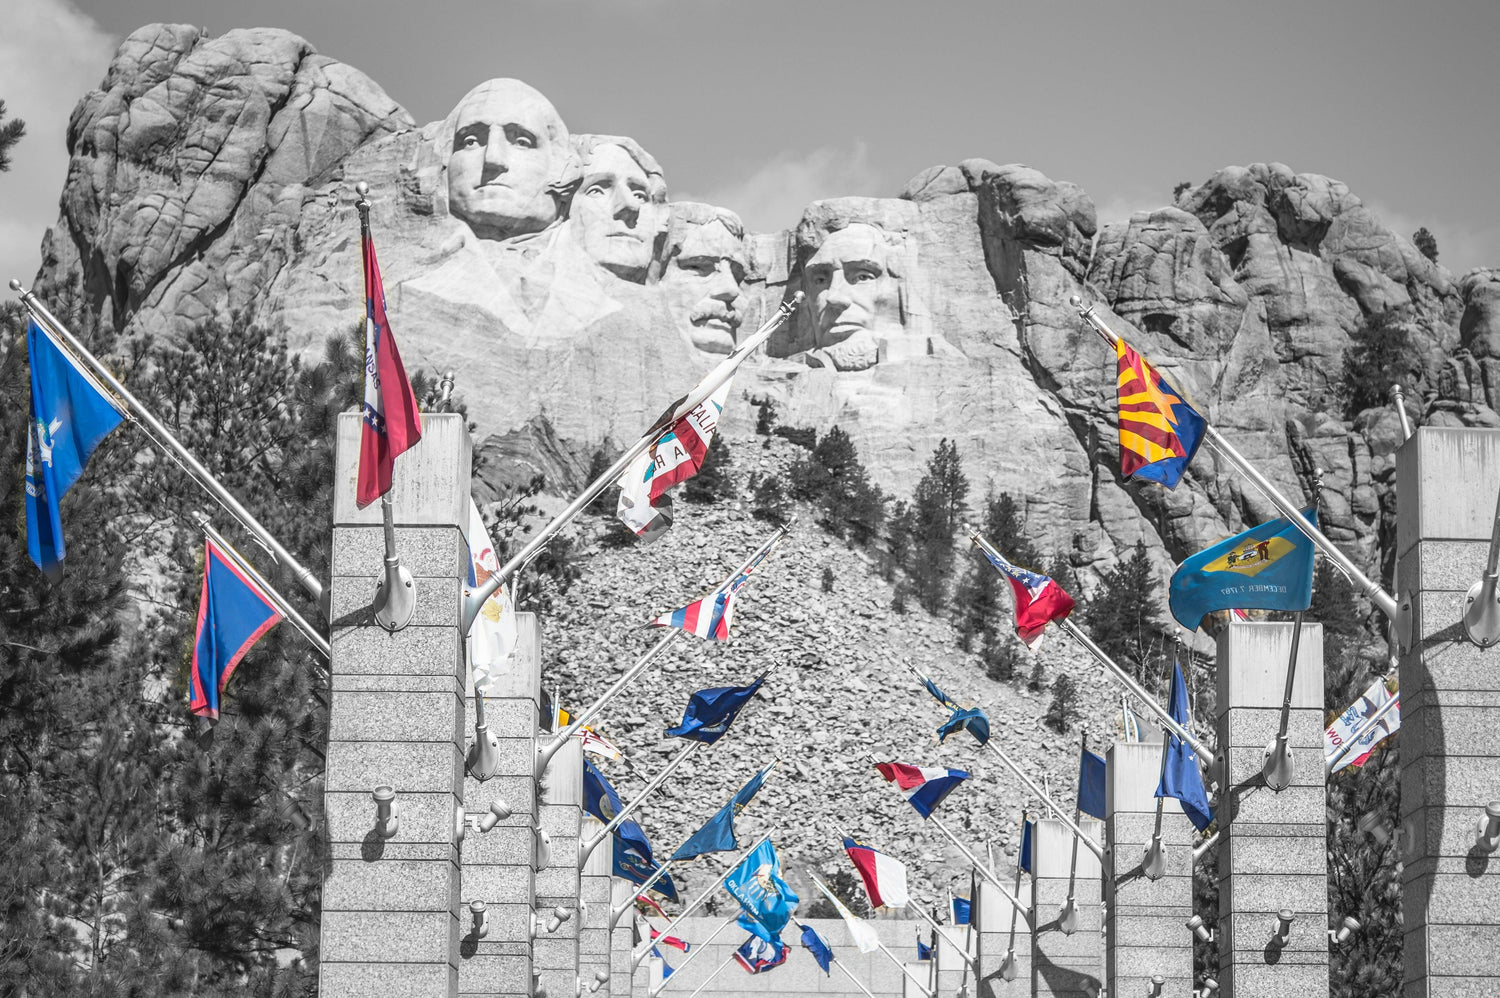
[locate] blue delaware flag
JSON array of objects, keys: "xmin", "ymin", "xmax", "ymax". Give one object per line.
[
  {"xmin": 1019, "ymin": 817, "xmax": 1034, "ymax": 874},
  {"xmin": 664, "ymin": 674, "xmax": 765, "ymax": 744},
  {"xmin": 586, "ymin": 758, "xmax": 679, "ymax": 901},
  {"xmin": 1078, "ymin": 748, "xmax": 1107, "ymax": 820},
  {"xmin": 671, "ymin": 761, "xmax": 773, "ymax": 861},
  {"xmin": 1156, "ymin": 662, "xmax": 1213, "ymax": 831},
  {"xmin": 1168, "ymin": 508, "xmax": 1319, "ymax": 632},
  {"xmin": 800, "ymin": 925, "xmax": 833, "ymax": 974},
  {"xmin": 951, "ymin": 896, "xmax": 972, "ymax": 926},
  {"xmin": 24, "ymin": 318, "xmax": 124, "ymax": 578},
  {"xmin": 189, "ymin": 539, "xmax": 284, "ymax": 720},
  {"xmin": 725, "ymin": 839, "xmax": 799, "ymax": 941},
  {"xmin": 921, "ymin": 677, "xmax": 991, "ymax": 746}
]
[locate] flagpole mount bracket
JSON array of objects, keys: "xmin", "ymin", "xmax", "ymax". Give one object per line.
[
  {"xmin": 372, "ymin": 562, "xmax": 416, "ymax": 631},
  {"xmin": 1462, "ymin": 578, "xmax": 1500, "ymax": 649},
  {"xmin": 1261, "ymin": 734, "xmax": 1294, "ymax": 792},
  {"xmin": 466, "ymin": 723, "xmax": 501, "ymax": 781}
]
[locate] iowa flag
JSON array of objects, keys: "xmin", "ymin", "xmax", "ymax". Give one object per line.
[
  {"xmin": 356, "ymin": 228, "xmax": 422, "ymax": 508},
  {"xmin": 1115, "ymin": 338, "xmax": 1204, "ymax": 489}
]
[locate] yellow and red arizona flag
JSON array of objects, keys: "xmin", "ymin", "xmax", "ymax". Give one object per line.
[{"xmin": 1115, "ymin": 338, "xmax": 1205, "ymax": 489}]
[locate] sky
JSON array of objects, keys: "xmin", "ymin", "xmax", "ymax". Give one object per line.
[{"xmin": 2, "ymin": 0, "xmax": 1498, "ymax": 291}]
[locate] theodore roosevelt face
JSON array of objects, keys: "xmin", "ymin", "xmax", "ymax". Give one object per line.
[{"xmin": 661, "ymin": 214, "xmax": 748, "ymax": 354}]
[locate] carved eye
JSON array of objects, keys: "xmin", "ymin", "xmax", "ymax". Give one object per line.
[
  {"xmin": 460, "ymin": 133, "xmax": 481, "ymax": 150},
  {"xmin": 629, "ymin": 188, "xmax": 648, "ymax": 204},
  {"xmin": 851, "ymin": 268, "xmax": 879, "ymax": 283},
  {"xmin": 584, "ymin": 183, "xmax": 608, "ymax": 198},
  {"xmin": 512, "ymin": 133, "xmax": 536, "ymax": 150}
]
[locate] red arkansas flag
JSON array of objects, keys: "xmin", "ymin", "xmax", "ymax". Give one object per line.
[{"xmin": 356, "ymin": 229, "xmax": 422, "ymax": 508}]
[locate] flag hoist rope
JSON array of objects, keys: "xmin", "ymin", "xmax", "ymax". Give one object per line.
[
  {"xmin": 462, "ymin": 293, "xmax": 803, "ymax": 637},
  {"xmin": 1070, "ymin": 294, "xmax": 1398, "ymax": 624},
  {"xmin": 11, "ymin": 280, "xmax": 326, "ymax": 607}
]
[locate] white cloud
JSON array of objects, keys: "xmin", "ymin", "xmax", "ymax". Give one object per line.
[
  {"xmin": 0, "ymin": 0, "xmax": 118, "ymax": 288},
  {"xmin": 1362, "ymin": 198, "xmax": 1498, "ymax": 279},
  {"xmin": 675, "ymin": 141, "xmax": 883, "ymax": 233}
]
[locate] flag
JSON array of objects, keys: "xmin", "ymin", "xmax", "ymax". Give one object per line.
[
  {"xmin": 976, "ymin": 543, "xmax": 1076, "ymax": 649},
  {"xmin": 725, "ymin": 840, "xmax": 799, "ymax": 940},
  {"xmin": 650, "ymin": 529, "xmax": 784, "ymax": 640},
  {"xmin": 577, "ymin": 725, "xmax": 624, "ymax": 761},
  {"xmin": 651, "ymin": 946, "xmax": 676, "ymax": 979},
  {"xmin": 587, "ymin": 759, "xmax": 679, "ymax": 901},
  {"xmin": 916, "ymin": 932, "xmax": 933, "ymax": 961},
  {"xmin": 464, "ymin": 498, "xmax": 517, "ymax": 693},
  {"xmin": 23, "ymin": 318, "xmax": 124, "ymax": 578},
  {"xmin": 1019, "ymin": 817, "xmax": 1034, "ymax": 874},
  {"xmin": 844, "ymin": 837, "xmax": 910, "ymax": 909},
  {"xmin": 1168, "ymin": 508, "xmax": 1319, "ymax": 632},
  {"xmin": 1155, "ymin": 662, "xmax": 1213, "ymax": 829},
  {"xmin": 734, "ymin": 935, "xmax": 789, "ymax": 974},
  {"xmin": 1120, "ymin": 699, "xmax": 1142, "ymax": 742},
  {"xmin": 874, "ymin": 762, "xmax": 970, "ymax": 819},
  {"xmin": 920, "ymin": 676, "xmax": 991, "ymax": 746},
  {"xmin": 1115, "ymin": 336, "xmax": 1205, "ymax": 489},
  {"xmin": 1327, "ymin": 677, "xmax": 1401, "ymax": 773},
  {"xmin": 672, "ymin": 762, "xmax": 773, "ymax": 861},
  {"xmin": 951, "ymin": 896, "xmax": 972, "ymax": 926},
  {"xmin": 664, "ymin": 675, "xmax": 764, "ymax": 744},
  {"xmin": 650, "ymin": 928, "xmax": 689, "ymax": 953},
  {"xmin": 189, "ymin": 539, "xmax": 284, "ymax": 719},
  {"xmin": 635, "ymin": 895, "xmax": 667, "ymax": 919},
  {"xmin": 355, "ymin": 226, "xmax": 422, "ymax": 508},
  {"xmin": 813, "ymin": 877, "xmax": 879, "ymax": 954},
  {"xmin": 1078, "ymin": 748, "xmax": 1107, "ymax": 820},
  {"xmin": 801, "ymin": 925, "xmax": 834, "ymax": 975},
  {"xmin": 616, "ymin": 380, "xmax": 731, "ymax": 539},
  {"xmin": 582, "ymin": 757, "xmax": 624, "ymax": 825}
]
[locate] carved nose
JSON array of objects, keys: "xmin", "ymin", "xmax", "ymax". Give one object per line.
[
  {"xmin": 481, "ymin": 137, "xmax": 510, "ymax": 178},
  {"xmin": 708, "ymin": 263, "xmax": 738, "ymax": 301}
]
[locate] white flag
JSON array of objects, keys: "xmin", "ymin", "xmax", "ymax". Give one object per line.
[
  {"xmin": 1326, "ymin": 677, "xmax": 1400, "ymax": 773},
  {"xmin": 464, "ymin": 498, "xmax": 517, "ymax": 693},
  {"xmin": 814, "ymin": 877, "xmax": 879, "ymax": 954}
]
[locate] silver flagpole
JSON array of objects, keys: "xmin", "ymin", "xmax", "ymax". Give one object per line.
[
  {"xmin": 1325, "ymin": 682, "xmax": 1401, "ymax": 773},
  {"xmin": 648, "ymin": 913, "xmax": 739, "ymax": 997},
  {"xmin": 809, "ymin": 876, "xmax": 932, "ymax": 998},
  {"xmin": 969, "ymin": 526, "xmax": 1217, "ymax": 771},
  {"xmin": 535, "ymin": 520, "xmax": 791, "ymax": 779},
  {"xmin": 12, "ymin": 280, "xmax": 326, "ymax": 605},
  {"xmin": 909, "ymin": 899, "xmax": 978, "ymax": 971},
  {"xmin": 463, "ymin": 293, "xmax": 803, "ymax": 635},
  {"xmin": 633, "ymin": 833, "xmax": 773, "ymax": 970},
  {"xmin": 924, "ymin": 815, "xmax": 1032, "ymax": 928},
  {"xmin": 1070, "ymin": 294, "xmax": 1398, "ymax": 623},
  {"xmin": 789, "ymin": 914, "xmax": 878, "ymax": 998},
  {"xmin": 684, "ymin": 951, "xmax": 737, "ymax": 998},
  {"xmin": 193, "ymin": 514, "xmax": 330, "ymax": 660},
  {"xmin": 579, "ymin": 742, "xmax": 702, "ymax": 869}
]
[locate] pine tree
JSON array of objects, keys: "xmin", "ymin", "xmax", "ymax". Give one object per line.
[
  {"xmin": 953, "ymin": 492, "xmax": 1041, "ymax": 652},
  {"xmin": 908, "ymin": 440, "xmax": 969, "ymax": 614},
  {"xmin": 1045, "ymin": 674, "xmax": 1078, "ymax": 732},
  {"xmin": 682, "ymin": 434, "xmax": 734, "ymax": 504},
  {"xmin": 884, "ymin": 500, "xmax": 912, "ymax": 581},
  {"xmin": 1084, "ymin": 539, "xmax": 1165, "ymax": 685},
  {"xmin": 1412, "ymin": 226, "xmax": 1438, "ymax": 263},
  {"xmin": 0, "ymin": 99, "xmax": 25, "ymax": 173},
  {"xmin": 750, "ymin": 474, "xmax": 791, "ymax": 525},
  {"xmin": 788, "ymin": 426, "xmax": 886, "ymax": 544}
]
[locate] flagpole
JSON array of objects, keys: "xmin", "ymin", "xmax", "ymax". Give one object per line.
[
  {"xmin": 971, "ymin": 739, "xmax": 1105, "ymax": 861},
  {"xmin": 579, "ymin": 742, "xmax": 702, "ymax": 869},
  {"xmin": 1069, "ymin": 294, "xmax": 1398, "ymax": 624},
  {"xmin": 12, "ymin": 280, "xmax": 326, "ymax": 606},
  {"xmin": 536, "ymin": 521, "xmax": 790, "ymax": 779},
  {"xmin": 648, "ymin": 913, "xmax": 739, "ymax": 997},
  {"xmin": 685, "ymin": 951, "xmax": 737, "ymax": 998},
  {"xmin": 1324, "ymin": 682, "xmax": 1400, "ymax": 773},
  {"xmin": 1262, "ymin": 611, "xmax": 1305, "ymax": 791},
  {"xmin": 193, "ymin": 514, "xmax": 330, "ymax": 660},
  {"xmin": 966, "ymin": 529, "xmax": 1216, "ymax": 771},
  {"xmin": 785, "ymin": 916, "xmax": 879, "ymax": 998},
  {"xmin": 633, "ymin": 834, "xmax": 773, "ymax": 970},
  {"xmin": 809, "ymin": 876, "xmax": 933, "ymax": 998},
  {"xmin": 908, "ymin": 900, "xmax": 977, "ymax": 970},
  {"xmin": 463, "ymin": 294, "xmax": 802, "ymax": 635},
  {"xmin": 923, "ymin": 815, "xmax": 1031, "ymax": 928}
]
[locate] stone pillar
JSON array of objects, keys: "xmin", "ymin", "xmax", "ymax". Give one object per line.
[
  {"xmin": 459, "ymin": 611, "xmax": 542, "ymax": 998},
  {"xmin": 1395, "ymin": 427, "xmax": 1500, "ymax": 996},
  {"xmin": 1030, "ymin": 817, "xmax": 1103, "ymax": 998},
  {"xmin": 1105, "ymin": 739, "xmax": 1193, "ymax": 997},
  {"xmin": 534, "ymin": 738, "xmax": 584, "ymax": 998},
  {"xmin": 935, "ymin": 923, "xmax": 971, "ymax": 996},
  {"xmin": 319, "ymin": 412, "xmax": 471, "ymax": 998},
  {"xmin": 1214, "ymin": 620, "xmax": 1327, "ymax": 996},
  {"xmin": 977, "ymin": 877, "xmax": 1031, "ymax": 996},
  {"xmin": 609, "ymin": 878, "xmax": 650, "ymax": 998},
  {"xmin": 579, "ymin": 823, "xmax": 614, "ymax": 996}
]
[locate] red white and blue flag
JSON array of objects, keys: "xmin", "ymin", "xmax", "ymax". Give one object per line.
[
  {"xmin": 874, "ymin": 762, "xmax": 970, "ymax": 820},
  {"xmin": 978, "ymin": 544, "xmax": 1076, "ymax": 649},
  {"xmin": 650, "ymin": 528, "xmax": 783, "ymax": 640},
  {"xmin": 734, "ymin": 935, "xmax": 789, "ymax": 974},
  {"xmin": 356, "ymin": 228, "xmax": 423, "ymax": 508},
  {"xmin": 190, "ymin": 539, "xmax": 283, "ymax": 719},
  {"xmin": 650, "ymin": 928, "xmax": 689, "ymax": 953},
  {"xmin": 844, "ymin": 837, "xmax": 910, "ymax": 909},
  {"xmin": 616, "ymin": 381, "xmax": 730, "ymax": 540}
]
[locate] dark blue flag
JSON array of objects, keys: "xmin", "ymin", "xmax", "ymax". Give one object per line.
[
  {"xmin": 1168, "ymin": 508, "xmax": 1318, "ymax": 632},
  {"xmin": 582, "ymin": 757, "xmax": 624, "ymax": 824},
  {"xmin": 800, "ymin": 925, "xmax": 833, "ymax": 974},
  {"xmin": 917, "ymin": 932, "xmax": 933, "ymax": 961},
  {"xmin": 671, "ymin": 761, "xmax": 772, "ymax": 861},
  {"xmin": 1156, "ymin": 662, "xmax": 1213, "ymax": 831},
  {"xmin": 1019, "ymin": 817, "xmax": 1034, "ymax": 874},
  {"xmin": 1078, "ymin": 748, "xmax": 1107, "ymax": 820},
  {"xmin": 587, "ymin": 758, "xmax": 678, "ymax": 900},
  {"xmin": 734, "ymin": 935, "xmax": 788, "ymax": 974},
  {"xmin": 665, "ymin": 675, "xmax": 765, "ymax": 744},
  {"xmin": 951, "ymin": 896, "xmax": 972, "ymax": 926},
  {"xmin": 24, "ymin": 318, "xmax": 124, "ymax": 578}
]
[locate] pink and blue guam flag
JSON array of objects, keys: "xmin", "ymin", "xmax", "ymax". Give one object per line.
[
  {"xmin": 976, "ymin": 543, "xmax": 1077, "ymax": 649},
  {"xmin": 189, "ymin": 539, "xmax": 284, "ymax": 719},
  {"xmin": 874, "ymin": 762, "xmax": 970, "ymax": 819},
  {"xmin": 919, "ymin": 676, "xmax": 991, "ymax": 746},
  {"xmin": 24, "ymin": 318, "xmax": 124, "ymax": 579},
  {"xmin": 616, "ymin": 380, "xmax": 732, "ymax": 540},
  {"xmin": 650, "ymin": 527, "xmax": 784, "ymax": 640},
  {"xmin": 1155, "ymin": 662, "xmax": 1213, "ymax": 831},
  {"xmin": 355, "ymin": 226, "xmax": 423, "ymax": 508}
]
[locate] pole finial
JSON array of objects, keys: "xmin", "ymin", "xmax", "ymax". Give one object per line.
[
  {"xmin": 354, "ymin": 181, "xmax": 372, "ymax": 227},
  {"xmin": 9, "ymin": 278, "xmax": 22, "ymax": 293}
]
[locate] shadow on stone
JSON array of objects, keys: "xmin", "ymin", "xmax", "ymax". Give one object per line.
[
  {"xmin": 1263, "ymin": 937, "xmax": 1285, "ymax": 965},
  {"xmin": 1464, "ymin": 843, "xmax": 1490, "ymax": 878},
  {"xmin": 459, "ymin": 932, "xmax": 480, "ymax": 959},
  {"xmin": 361, "ymin": 827, "xmax": 385, "ymax": 862}
]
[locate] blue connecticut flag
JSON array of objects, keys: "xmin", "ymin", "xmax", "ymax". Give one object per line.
[
  {"xmin": 24, "ymin": 319, "xmax": 123, "ymax": 578},
  {"xmin": 1168, "ymin": 508, "xmax": 1319, "ymax": 632}
]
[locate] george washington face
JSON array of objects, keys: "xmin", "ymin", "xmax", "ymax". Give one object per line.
[{"xmin": 446, "ymin": 79, "xmax": 570, "ymax": 241}]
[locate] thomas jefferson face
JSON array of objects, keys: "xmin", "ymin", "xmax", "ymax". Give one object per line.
[
  {"xmin": 447, "ymin": 80, "xmax": 568, "ymax": 240},
  {"xmin": 572, "ymin": 142, "xmax": 667, "ymax": 282},
  {"xmin": 662, "ymin": 217, "xmax": 747, "ymax": 354},
  {"xmin": 803, "ymin": 223, "xmax": 902, "ymax": 349}
]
